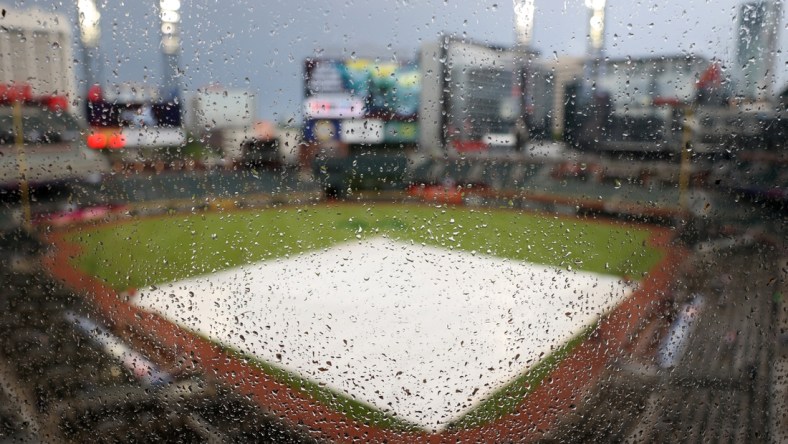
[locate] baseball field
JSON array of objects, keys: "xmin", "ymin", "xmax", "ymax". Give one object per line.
[{"xmin": 65, "ymin": 203, "xmax": 664, "ymax": 430}]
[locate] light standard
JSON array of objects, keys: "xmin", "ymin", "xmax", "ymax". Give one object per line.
[
  {"xmin": 584, "ymin": 0, "xmax": 606, "ymax": 92},
  {"xmin": 514, "ymin": 0, "xmax": 535, "ymax": 48},
  {"xmin": 513, "ymin": 0, "xmax": 536, "ymax": 151},
  {"xmin": 76, "ymin": 0, "xmax": 101, "ymax": 93},
  {"xmin": 11, "ymin": 90, "xmax": 31, "ymax": 230},
  {"xmin": 160, "ymin": 0, "xmax": 182, "ymax": 102}
]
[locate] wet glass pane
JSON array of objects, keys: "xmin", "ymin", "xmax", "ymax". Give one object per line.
[{"xmin": 0, "ymin": 0, "xmax": 785, "ymax": 442}]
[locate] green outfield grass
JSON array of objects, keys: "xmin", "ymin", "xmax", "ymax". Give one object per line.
[{"xmin": 68, "ymin": 203, "xmax": 663, "ymax": 291}]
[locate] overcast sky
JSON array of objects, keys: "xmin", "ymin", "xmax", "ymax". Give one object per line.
[{"xmin": 4, "ymin": 0, "xmax": 787, "ymax": 121}]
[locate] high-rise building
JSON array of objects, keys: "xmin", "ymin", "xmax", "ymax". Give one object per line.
[
  {"xmin": 735, "ymin": 1, "xmax": 782, "ymax": 100},
  {"xmin": 0, "ymin": 6, "xmax": 78, "ymax": 106}
]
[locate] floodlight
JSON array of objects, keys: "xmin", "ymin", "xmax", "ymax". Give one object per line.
[
  {"xmin": 161, "ymin": 10, "xmax": 180, "ymax": 24},
  {"xmin": 160, "ymin": 0, "xmax": 181, "ymax": 11},
  {"xmin": 77, "ymin": 0, "xmax": 101, "ymax": 47},
  {"xmin": 513, "ymin": 0, "xmax": 535, "ymax": 47},
  {"xmin": 584, "ymin": 0, "xmax": 606, "ymax": 10}
]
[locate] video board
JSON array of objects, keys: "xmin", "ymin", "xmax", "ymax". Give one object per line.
[{"xmin": 303, "ymin": 58, "xmax": 420, "ymax": 121}]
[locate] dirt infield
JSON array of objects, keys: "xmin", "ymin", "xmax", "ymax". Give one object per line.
[{"xmin": 42, "ymin": 212, "xmax": 683, "ymax": 443}]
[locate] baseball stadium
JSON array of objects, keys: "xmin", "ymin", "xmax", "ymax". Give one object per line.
[{"xmin": 0, "ymin": 1, "xmax": 785, "ymax": 442}]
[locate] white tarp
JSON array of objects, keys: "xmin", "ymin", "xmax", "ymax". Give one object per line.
[{"xmin": 134, "ymin": 237, "xmax": 633, "ymax": 430}]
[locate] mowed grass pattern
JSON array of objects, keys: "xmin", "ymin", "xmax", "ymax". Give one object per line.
[{"xmin": 69, "ymin": 204, "xmax": 662, "ymax": 291}]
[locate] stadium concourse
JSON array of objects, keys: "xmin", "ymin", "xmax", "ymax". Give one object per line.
[{"xmin": 0, "ymin": 152, "xmax": 785, "ymax": 442}]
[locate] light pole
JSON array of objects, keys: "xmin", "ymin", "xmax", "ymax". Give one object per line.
[
  {"xmin": 77, "ymin": 0, "xmax": 101, "ymax": 95},
  {"xmin": 12, "ymin": 96, "xmax": 31, "ymax": 230},
  {"xmin": 513, "ymin": 0, "xmax": 536, "ymax": 151},
  {"xmin": 160, "ymin": 0, "xmax": 182, "ymax": 103},
  {"xmin": 514, "ymin": 0, "xmax": 535, "ymax": 48},
  {"xmin": 584, "ymin": 0, "xmax": 606, "ymax": 93}
]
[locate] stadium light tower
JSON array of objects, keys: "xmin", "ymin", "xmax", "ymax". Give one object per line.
[
  {"xmin": 583, "ymin": 0, "xmax": 606, "ymax": 93},
  {"xmin": 585, "ymin": 0, "xmax": 606, "ymax": 57},
  {"xmin": 513, "ymin": 0, "xmax": 536, "ymax": 150},
  {"xmin": 160, "ymin": 0, "xmax": 182, "ymax": 102},
  {"xmin": 514, "ymin": 0, "xmax": 535, "ymax": 48},
  {"xmin": 77, "ymin": 0, "xmax": 101, "ymax": 92}
]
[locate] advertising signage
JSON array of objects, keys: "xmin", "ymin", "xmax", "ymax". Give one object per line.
[
  {"xmin": 304, "ymin": 58, "xmax": 420, "ymax": 120},
  {"xmin": 303, "ymin": 94, "xmax": 365, "ymax": 119},
  {"xmin": 339, "ymin": 120, "xmax": 419, "ymax": 144},
  {"xmin": 303, "ymin": 119, "xmax": 418, "ymax": 144}
]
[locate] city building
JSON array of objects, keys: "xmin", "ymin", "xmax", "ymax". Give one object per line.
[{"xmin": 0, "ymin": 5, "xmax": 78, "ymax": 108}]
